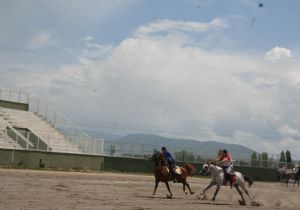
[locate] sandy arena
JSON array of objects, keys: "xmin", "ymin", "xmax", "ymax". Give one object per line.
[{"xmin": 0, "ymin": 169, "xmax": 299, "ymax": 210}]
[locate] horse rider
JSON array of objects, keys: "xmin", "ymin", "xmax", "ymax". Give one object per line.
[
  {"xmin": 215, "ymin": 149, "xmax": 236, "ymax": 187},
  {"xmin": 161, "ymin": 146, "xmax": 177, "ymax": 183}
]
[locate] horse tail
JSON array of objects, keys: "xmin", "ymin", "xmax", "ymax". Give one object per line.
[
  {"xmin": 182, "ymin": 163, "xmax": 196, "ymax": 176},
  {"xmin": 243, "ymin": 175, "xmax": 254, "ymax": 187}
]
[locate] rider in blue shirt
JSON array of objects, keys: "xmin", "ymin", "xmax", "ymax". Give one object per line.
[{"xmin": 161, "ymin": 146, "xmax": 176, "ymax": 182}]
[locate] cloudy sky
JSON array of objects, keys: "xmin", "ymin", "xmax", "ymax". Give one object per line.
[{"xmin": 1, "ymin": 0, "xmax": 300, "ymax": 158}]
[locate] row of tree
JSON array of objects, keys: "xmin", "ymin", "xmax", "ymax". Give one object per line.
[
  {"xmin": 250, "ymin": 150, "xmax": 293, "ymax": 168},
  {"xmin": 174, "ymin": 150, "xmax": 295, "ymax": 168}
]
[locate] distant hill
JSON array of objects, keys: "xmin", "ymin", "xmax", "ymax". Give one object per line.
[{"xmin": 104, "ymin": 133, "xmax": 256, "ymax": 160}]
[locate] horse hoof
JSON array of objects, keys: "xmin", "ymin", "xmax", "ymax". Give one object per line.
[
  {"xmin": 185, "ymin": 192, "xmax": 188, "ymax": 195},
  {"xmin": 166, "ymin": 195, "xmax": 172, "ymax": 199},
  {"xmin": 190, "ymin": 191, "xmax": 195, "ymax": 195},
  {"xmin": 210, "ymin": 200, "xmax": 215, "ymax": 204},
  {"xmin": 238, "ymin": 200, "xmax": 246, "ymax": 206},
  {"xmin": 251, "ymin": 201, "xmax": 260, "ymax": 206}
]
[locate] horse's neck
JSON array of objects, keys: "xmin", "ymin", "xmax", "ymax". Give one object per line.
[
  {"xmin": 209, "ymin": 164, "xmax": 223, "ymax": 176},
  {"xmin": 156, "ymin": 158, "xmax": 167, "ymax": 168}
]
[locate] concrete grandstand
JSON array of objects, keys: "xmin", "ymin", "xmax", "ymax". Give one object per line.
[{"xmin": 0, "ymin": 88, "xmax": 104, "ymax": 155}]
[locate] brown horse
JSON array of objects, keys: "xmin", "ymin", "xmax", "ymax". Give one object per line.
[{"xmin": 149, "ymin": 150, "xmax": 195, "ymax": 198}]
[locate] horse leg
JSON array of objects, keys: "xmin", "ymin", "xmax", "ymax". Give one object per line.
[
  {"xmin": 182, "ymin": 183, "xmax": 187, "ymax": 195},
  {"xmin": 201, "ymin": 180, "xmax": 216, "ymax": 195},
  {"xmin": 182, "ymin": 180, "xmax": 194, "ymax": 195},
  {"xmin": 239, "ymin": 181, "xmax": 253, "ymax": 200},
  {"xmin": 211, "ymin": 185, "xmax": 220, "ymax": 203},
  {"xmin": 234, "ymin": 184, "xmax": 246, "ymax": 205},
  {"xmin": 186, "ymin": 182, "xmax": 194, "ymax": 195},
  {"xmin": 152, "ymin": 179, "xmax": 159, "ymax": 196},
  {"xmin": 293, "ymin": 178, "xmax": 299, "ymax": 187},
  {"xmin": 165, "ymin": 181, "xmax": 172, "ymax": 199}
]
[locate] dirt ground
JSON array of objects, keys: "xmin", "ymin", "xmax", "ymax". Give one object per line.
[{"xmin": 0, "ymin": 169, "xmax": 299, "ymax": 210}]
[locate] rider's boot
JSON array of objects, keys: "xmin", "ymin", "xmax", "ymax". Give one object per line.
[
  {"xmin": 172, "ymin": 171, "xmax": 177, "ymax": 183},
  {"xmin": 224, "ymin": 173, "xmax": 229, "ymax": 186}
]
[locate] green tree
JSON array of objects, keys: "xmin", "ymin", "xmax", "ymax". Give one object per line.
[
  {"xmin": 188, "ymin": 152, "xmax": 195, "ymax": 162},
  {"xmin": 175, "ymin": 150, "xmax": 187, "ymax": 162},
  {"xmin": 286, "ymin": 150, "xmax": 292, "ymax": 168},
  {"xmin": 196, "ymin": 155, "xmax": 202, "ymax": 163},
  {"xmin": 279, "ymin": 151, "xmax": 286, "ymax": 168},
  {"xmin": 251, "ymin": 152, "xmax": 258, "ymax": 167},
  {"xmin": 109, "ymin": 145, "xmax": 116, "ymax": 156},
  {"xmin": 258, "ymin": 154, "xmax": 262, "ymax": 167},
  {"xmin": 261, "ymin": 152, "xmax": 269, "ymax": 167}
]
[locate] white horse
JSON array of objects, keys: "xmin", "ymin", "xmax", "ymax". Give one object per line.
[{"xmin": 199, "ymin": 163, "xmax": 253, "ymax": 205}]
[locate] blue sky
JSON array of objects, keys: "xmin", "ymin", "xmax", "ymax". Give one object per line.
[{"xmin": 1, "ymin": 0, "xmax": 300, "ymax": 158}]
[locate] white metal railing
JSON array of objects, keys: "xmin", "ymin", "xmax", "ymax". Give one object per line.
[
  {"xmin": 0, "ymin": 88, "xmax": 30, "ymax": 104},
  {"xmin": 6, "ymin": 125, "xmax": 33, "ymax": 148},
  {"xmin": 29, "ymin": 97, "xmax": 87, "ymax": 137},
  {"xmin": 0, "ymin": 88, "xmax": 104, "ymax": 155},
  {"xmin": 28, "ymin": 97, "xmax": 104, "ymax": 154},
  {"xmin": 3, "ymin": 129, "xmax": 104, "ymax": 155}
]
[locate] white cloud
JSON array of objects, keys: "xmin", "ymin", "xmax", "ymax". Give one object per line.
[
  {"xmin": 265, "ymin": 47, "xmax": 293, "ymax": 61},
  {"xmin": 27, "ymin": 32, "xmax": 53, "ymax": 49},
  {"xmin": 135, "ymin": 18, "xmax": 229, "ymax": 36},
  {"xmin": 278, "ymin": 124, "xmax": 300, "ymax": 137}
]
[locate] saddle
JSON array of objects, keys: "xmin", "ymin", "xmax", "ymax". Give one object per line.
[
  {"xmin": 166, "ymin": 166, "xmax": 182, "ymax": 175},
  {"xmin": 223, "ymin": 171, "xmax": 236, "ymax": 187}
]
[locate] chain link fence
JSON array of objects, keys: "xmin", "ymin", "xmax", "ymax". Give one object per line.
[{"xmin": 104, "ymin": 141, "xmax": 300, "ymax": 169}]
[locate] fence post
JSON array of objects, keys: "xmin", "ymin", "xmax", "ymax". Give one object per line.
[
  {"xmin": 27, "ymin": 93, "xmax": 29, "ymax": 104},
  {"xmin": 37, "ymin": 136, "xmax": 40, "ymax": 150},
  {"xmin": 53, "ymin": 112, "xmax": 57, "ymax": 127},
  {"xmin": 26, "ymin": 133, "xmax": 29, "ymax": 149},
  {"xmin": 37, "ymin": 98, "xmax": 40, "ymax": 114},
  {"xmin": 47, "ymin": 135, "xmax": 50, "ymax": 151},
  {"xmin": 45, "ymin": 105, "xmax": 48, "ymax": 121},
  {"xmin": 8, "ymin": 90, "xmax": 12, "ymax": 101},
  {"xmin": 18, "ymin": 90, "xmax": 21, "ymax": 102}
]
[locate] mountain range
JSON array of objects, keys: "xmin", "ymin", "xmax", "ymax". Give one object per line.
[{"xmin": 86, "ymin": 131, "xmax": 256, "ymax": 160}]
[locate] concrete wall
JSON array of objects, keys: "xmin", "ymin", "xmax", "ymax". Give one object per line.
[
  {"xmin": 0, "ymin": 100, "xmax": 29, "ymax": 111},
  {"xmin": 0, "ymin": 149, "xmax": 104, "ymax": 171},
  {"xmin": 0, "ymin": 150, "xmax": 278, "ymax": 181},
  {"xmin": 103, "ymin": 156, "xmax": 278, "ymax": 181},
  {"xmin": 104, "ymin": 156, "xmax": 153, "ymax": 173}
]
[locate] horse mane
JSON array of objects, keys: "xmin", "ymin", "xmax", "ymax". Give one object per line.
[
  {"xmin": 211, "ymin": 164, "xmax": 223, "ymax": 171},
  {"xmin": 158, "ymin": 153, "xmax": 167, "ymax": 166}
]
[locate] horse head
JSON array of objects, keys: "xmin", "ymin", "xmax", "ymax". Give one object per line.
[
  {"xmin": 149, "ymin": 149, "xmax": 160, "ymax": 162},
  {"xmin": 149, "ymin": 149, "xmax": 167, "ymax": 167},
  {"xmin": 199, "ymin": 163, "xmax": 209, "ymax": 175}
]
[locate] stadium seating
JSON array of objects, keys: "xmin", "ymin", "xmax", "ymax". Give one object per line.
[{"xmin": 0, "ymin": 107, "xmax": 82, "ymax": 153}]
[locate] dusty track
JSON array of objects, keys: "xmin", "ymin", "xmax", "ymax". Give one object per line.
[{"xmin": 0, "ymin": 169, "xmax": 299, "ymax": 210}]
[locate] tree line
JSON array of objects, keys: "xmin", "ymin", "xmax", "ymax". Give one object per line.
[{"xmin": 250, "ymin": 150, "xmax": 293, "ymax": 168}]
